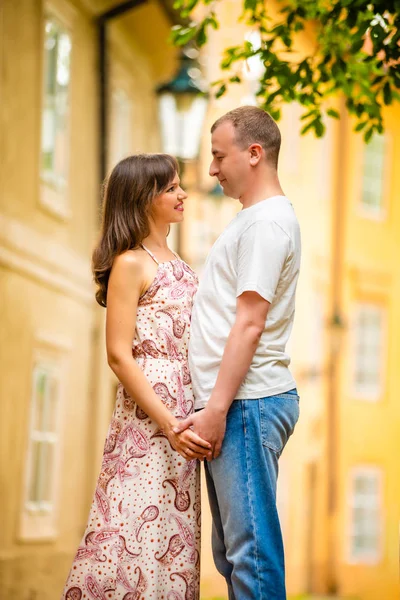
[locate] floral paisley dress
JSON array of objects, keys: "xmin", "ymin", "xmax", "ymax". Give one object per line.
[{"xmin": 62, "ymin": 245, "xmax": 200, "ymax": 600}]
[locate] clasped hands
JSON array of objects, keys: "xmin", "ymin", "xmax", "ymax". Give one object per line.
[{"xmin": 165, "ymin": 405, "xmax": 227, "ymax": 462}]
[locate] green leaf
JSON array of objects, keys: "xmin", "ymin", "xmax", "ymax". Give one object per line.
[
  {"xmin": 244, "ymin": 0, "xmax": 257, "ymax": 10},
  {"xmin": 170, "ymin": 25, "xmax": 196, "ymax": 46},
  {"xmin": 364, "ymin": 128, "xmax": 373, "ymax": 143},
  {"xmin": 300, "ymin": 121, "xmax": 315, "ymax": 136},
  {"xmin": 294, "ymin": 22, "xmax": 304, "ymax": 32},
  {"xmin": 268, "ymin": 107, "xmax": 281, "ymax": 121},
  {"xmin": 351, "ymin": 38, "xmax": 365, "ymax": 53},
  {"xmin": 169, "ymin": 0, "xmax": 398, "ymax": 140},
  {"xmin": 355, "ymin": 121, "xmax": 368, "ymax": 132},
  {"xmin": 347, "ymin": 10, "xmax": 358, "ymax": 28},
  {"xmin": 196, "ymin": 25, "xmax": 207, "ymax": 47},
  {"xmin": 209, "ymin": 15, "xmax": 219, "ymax": 29},
  {"xmin": 314, "ymin": 118, "xmax": 325, "ymax": 137},
  {"xmin": 300, "ymin": 109, "xmax": 318, "ymax": 121},
  {"xmin": 321, "ymin": 53, "xmax": 332, "ymax": 66},
  {"xmin": 215, "ymin": 84, "xmax": 227, "ymax": 99},
  {"xmin": 327, "ymin": 108, "xmax": 340, "ymax": 119},
  {"xmin": 383, "ymin": 82, "xmax": 392, "ymax": 105}
]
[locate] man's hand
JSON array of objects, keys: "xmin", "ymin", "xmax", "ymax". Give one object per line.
[
  {"xmin": 163, "ymin": 419, "xmax": 212, "ymax": 461},
  {"xmin": 173, "ymin": 406, "xmax": 227, "ymax": 459},
  {"xmin": 174, "ymin": 291, "xmax": 269, "ymax": 460}
]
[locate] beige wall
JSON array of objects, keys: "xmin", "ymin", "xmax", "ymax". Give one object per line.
[
  {"xmin": 2, "ymin": 0, "xmax": 399, "ymax": 598},
  {"xmin": 0, "ymin": 0, "xmax": 177, "ymax": 598},
  {"xmin": 185, "ymin": 2, "xmax": 400, "ymax": 598}
]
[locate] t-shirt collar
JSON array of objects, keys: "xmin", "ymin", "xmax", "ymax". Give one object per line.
[{"xmin": 236, "ymin": 195, "xmax": 288, "ymax": 218}]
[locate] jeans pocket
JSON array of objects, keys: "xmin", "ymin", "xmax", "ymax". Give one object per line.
[{"xmin": 259, "ymin": 395, "xmax": 300, "ymax": 455}]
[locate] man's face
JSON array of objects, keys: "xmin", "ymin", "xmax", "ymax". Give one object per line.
[{"xmin": 209, "ymin": 121, "xmax": 250, "ymax": 199}]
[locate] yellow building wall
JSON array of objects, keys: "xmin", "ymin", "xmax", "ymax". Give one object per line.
[
  {"xmin": 192, "ymin": 2, "xmax": 334, "ymax": 596},
  {"xmin": 280, "ymin": 108, "xmax": 400, "ymax": 600},
  {"xmin": 0, "ymin": 0, "xmax": 177, "ymax": 598},
  {"xmin": 188, "ymin": 2, "xmax": 400, "ymax": 598},
  {"xmin": 334, "ymin": 105, "xmax": 400, "ymax": 600},
  {"xmin": 2, "ymin": 0, "xmax": 398, "ymax": 598},
  {"xmin": 0, "ymin": 1, "xmax": 99, "ymax": 597}
]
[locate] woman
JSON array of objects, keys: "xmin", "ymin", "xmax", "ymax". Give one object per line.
[{"xmin": 62, "ymin": 154, "xmax": 211, "ymax": 600}]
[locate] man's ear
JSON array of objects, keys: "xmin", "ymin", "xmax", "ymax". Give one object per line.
[{"xmin": 249, "ymin": 143, "xmax": 263, "ymax": 165}]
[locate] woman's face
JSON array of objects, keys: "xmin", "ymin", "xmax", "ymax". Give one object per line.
[{"xmin": 150, "ymin": 172, "xmax": 188, "ymax": 225}]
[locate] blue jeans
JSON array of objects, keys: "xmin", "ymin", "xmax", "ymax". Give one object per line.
[{"xmin": 204, "ymin": 389, "xmax": 300, "ymax": 600}]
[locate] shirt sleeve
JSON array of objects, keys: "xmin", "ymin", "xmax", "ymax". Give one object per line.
[{"xmin": 236, "ymin": 220, "xmax": 291, "ymax": 303}]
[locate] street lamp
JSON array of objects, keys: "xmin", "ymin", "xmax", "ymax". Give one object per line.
[{"xmin": 156, "ymin": 48, "xmax": 208, "ymax": 256}]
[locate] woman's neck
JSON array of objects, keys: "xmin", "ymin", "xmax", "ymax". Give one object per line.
[{"xmin": 142, "ymin": 224, "xmax": 170, "ymax": 250}]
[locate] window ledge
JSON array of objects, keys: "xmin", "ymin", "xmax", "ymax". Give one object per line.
[
  {"xmin": 19, "ymin": 511, "xmax": 58, "ymax": 543},
  {"xmin": 357, "ymin": 204, "xmax": 387, "ymax": 222},
  {"xmin": 347, "ymin": 553, "xmax": 381, "ymax": 565},
  {"xmin": 352, "ymin": 388, "xmax": 382, "ymax": 402},
  {"xmin": 39, "ymin": 181, "xmax": 72, "ymax": 222}
]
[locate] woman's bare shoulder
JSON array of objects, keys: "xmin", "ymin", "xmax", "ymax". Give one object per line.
[{"xmin": 111, "ymin": 248, "xmax": 148, "ymax": 282}]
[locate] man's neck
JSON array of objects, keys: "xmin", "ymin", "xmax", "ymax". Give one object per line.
[
  {"xmin": 239, "ymin": 184, "xmax": 284, "ymax": 209},
  {"xmin": 238, "ymin": 168, "xmax": 284, "ymax": 209}
]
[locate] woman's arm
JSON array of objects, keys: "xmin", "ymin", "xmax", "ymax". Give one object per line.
[{"xmin": 106, "ymin": 251, "xmax": 211, "ymax": 461}]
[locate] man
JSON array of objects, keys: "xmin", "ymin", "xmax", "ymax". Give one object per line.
[{"xmin": 174, "ymin": 106, "xmax": 301, "ymax": 599}]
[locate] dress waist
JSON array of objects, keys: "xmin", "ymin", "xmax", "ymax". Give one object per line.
[{"xmin": 132, "ymin": 344, "xmax": 188, "ymax": 363}]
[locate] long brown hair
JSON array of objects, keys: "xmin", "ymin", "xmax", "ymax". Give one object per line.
[{"xmin": 92, "ymin": 153, "xmax": 179, "ymax": 307}]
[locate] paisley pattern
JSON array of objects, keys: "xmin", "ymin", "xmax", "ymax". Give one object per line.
[{"xmin": 62, "ymin": 258, "xmax": 200, "ymax": 599}]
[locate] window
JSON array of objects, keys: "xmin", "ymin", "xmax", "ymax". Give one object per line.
[
  {"xmin": 20, "ymin": 353, "xmax": 64, "ymax": 540},
  {"xmin": 240, "ymin": 30, "xmax": 263, "ymax": 105},
  {"xmin": 25, "ymin": 364, "xmax": 61, "ymax": 513},
  {"xmin": 243, "ymin": 30, "xmax": 263, "ymax": 82},
  {"xmin": 110, "ymin": 89, "xmax": 133, "ymax": 166},
  {"xmin": 360, "ymin": 134, "xmax": 386, "ymax": 217},
  {"xmin": 282, "ymin": 102, "xmax": 301, "ymax": 174},
  {"xmin": 40, "ymin": 16, "xmax": 72, "ymax": 217},
  {"xmin": 348, "ymin": 467, "xmax": 382, "ymax": 563},
  {"xmin": 353, "ymin": 304, "xmax": 385, "ymax": 400},
  {"xmin": 317, "ymin": 117, "xmax": 333, "ymax": 201}
]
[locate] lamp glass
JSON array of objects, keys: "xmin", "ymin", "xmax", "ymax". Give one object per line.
[{"xmin": 158, "ymin": 92, "xmax": 207, "ymax": 160}]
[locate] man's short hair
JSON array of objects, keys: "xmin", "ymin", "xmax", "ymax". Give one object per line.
[{"xmin": 211, "ymin": 106, "xmax": 281, "ymax": 168}]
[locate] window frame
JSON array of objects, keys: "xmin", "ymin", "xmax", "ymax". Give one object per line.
[
  {"xmin": 19, "ymin": 339, "xmax": 68, "ymax": 541},
  {"xmin": 24, "ymin": 364, "xmax": 61, "ymax": 515},
  {"xmin": 109, "ymin": 86, "xmax": 134, "ymax": 166},
  {"xmin": 358, "ymin": 133, "xmax": 391, "ymax": 222},
  {"xmin": 351, "ymin": 302, "xmax": 386, "ymax": 402},
  {"xmin": 347, "ymin": 466, "xmax": 383, "ymax": 565},
  {"xmin": 39, "ymin": 3, "xmax": 75, "ymax": 221}
]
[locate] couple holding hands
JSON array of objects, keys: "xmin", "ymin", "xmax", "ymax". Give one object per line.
[{"xmin": 62, "ymin": 105, "xmax": 301, "ymax": 600}]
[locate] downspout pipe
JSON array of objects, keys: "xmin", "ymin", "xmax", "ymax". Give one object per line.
[{"xmin": 326, "ymin": 95, "xmax": 347, "ymax": 594}]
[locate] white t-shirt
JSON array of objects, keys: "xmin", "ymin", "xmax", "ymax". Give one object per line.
[{"xmin": 188, "ymin": 195, "xmax": 301, "ymax": 409}]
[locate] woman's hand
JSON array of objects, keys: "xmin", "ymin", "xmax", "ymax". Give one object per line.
[
  {"xmin": 173, "ymin": 406, "xmax": 227, "ymax": 459},
  {"xmin": 164, "ymin": 419, "xmax": 212, "ymax": 461}
]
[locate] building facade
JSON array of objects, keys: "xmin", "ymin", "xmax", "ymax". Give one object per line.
[
  {"xmin": 191, "ymin": 2, "xmax": 400, "ymax": 598},
  {"xmin": 1, "ymin": 0, "xmax": 399, "ymax": 599},
  {"xmin": 0, "ymin": 1, "xmax": 177, "ymax": 598}
]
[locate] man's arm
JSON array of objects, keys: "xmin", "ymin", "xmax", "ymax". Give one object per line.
[{"xmin": 174, "ymin": 290, "xmax": 270, "ymax": 457}]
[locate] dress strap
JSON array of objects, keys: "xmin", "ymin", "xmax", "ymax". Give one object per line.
[{"xmin": 140, "ymin": 244, "xmax": 159, "ymax": 265}]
